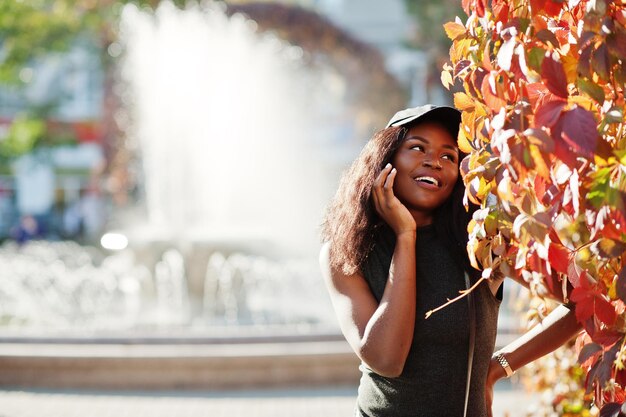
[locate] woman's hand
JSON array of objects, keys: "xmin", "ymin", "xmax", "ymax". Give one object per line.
[{"xmin": 372, "ymin": 163, "xmax": 416, "ymax": 236}]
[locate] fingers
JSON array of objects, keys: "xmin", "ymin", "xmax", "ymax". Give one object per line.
[
  {"xmin": 383, "ymin": 167, "xmax": 397, "ymax": 200},
  {"xmin": 372, "ymin": 163, "xmax": 393, "ymax": 210},
  {"xmin": 374, "ymin": 163, "xmax": 392, "ymax": 189}
]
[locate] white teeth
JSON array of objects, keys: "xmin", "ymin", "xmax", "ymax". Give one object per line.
[{"xmin": 415, "ymin": 176, "xmax": 439, "ymax": 186}]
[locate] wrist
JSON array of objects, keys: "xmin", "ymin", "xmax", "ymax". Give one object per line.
[
  {"xmin": 492, "ymin": 352, "xmax": 515, "ymax": 378},
  {"xmin": 396, "ymin": 230, "xmax": 417, "ymax": 244},
  {"xmin": 395, "ymin": 230, "xmax": 416, "ymax": 240}
]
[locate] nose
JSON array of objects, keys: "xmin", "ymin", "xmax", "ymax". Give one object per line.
[{"xmin": 423, "ymin": 157, "xmax": 442, "ymax": 170}]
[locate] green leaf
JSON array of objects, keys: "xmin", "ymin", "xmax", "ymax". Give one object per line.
[
  {"xmin": 591, "ymin": 43, "xmax": 611, "ymax": 81},
  {"xmin": 577, "ymin": 78, "xmax": 605, "ymax": 104},
  {"xmin": 527, "ymin": 47, "xmax": 545, "ymax": 73}
]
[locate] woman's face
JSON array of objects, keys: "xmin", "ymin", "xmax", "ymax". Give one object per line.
[{"xmin": 391, "ymin": 121, "xmax": 459, "ymax": 221}]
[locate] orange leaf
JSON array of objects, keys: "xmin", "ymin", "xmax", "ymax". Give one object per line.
[
  {"xmin": 561, "ymin": 53, "xmax": 578, "ymax": 84},
  {"xmin": 454, "ymin": 92, "xmax": 475, "ymax": 111},
  {"xmin": 481, "ymin": 72, "xmax": 507, "ymax": 112},
  {"xmin": 529, "ymin": 144, "xmax": 551, "ymax": 179},
  {"xmin": 444, "ymin": 22, "xmax": 467, "ymax": 41}
]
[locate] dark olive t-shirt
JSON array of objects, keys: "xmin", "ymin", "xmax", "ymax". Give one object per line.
[{"xmin": 357, "ymin": 224, "xmax": 501, "ymax": 417}]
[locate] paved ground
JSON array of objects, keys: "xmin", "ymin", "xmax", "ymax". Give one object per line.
[{"xmin": 0, "ymin": 382, "xmax": 539, "ymax": 417}]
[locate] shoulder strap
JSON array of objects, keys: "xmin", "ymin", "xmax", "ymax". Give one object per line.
[{"xmin": 463, "ymin": 272, "xmax": 476, "ymax": 417}]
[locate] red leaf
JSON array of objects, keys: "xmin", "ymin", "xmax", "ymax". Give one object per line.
[
  {"xmin": 530, "ymin": 0, "xmax": 563, "ymax": 16},
  {"xmin": 578, "ymin": 342, "xmax": 603, "ymax": 365},
  {"xmin": 462, "ymin": 0, "xmax": 486, "ymax": 17},
  {"xmin": 462, "ymin": 0, "xmax": 472, "ymax": 16},
  {"xmin": 573, "ymin": 291, "xmax": 595, "ymax": 322},
  {"xmin": 552, "ymin": 117, "xmax": 580, "ymax": 168},
  {"xmin": 536, "ymin": 29, "xmax": 560, "ymax": 49},
  {"xmin": 600, "ymin": 402, "xmax": 623, "ymax": 416},
  {"xmin": 454, "ymin": 60, "xmax": 471, "ymax": 77},
  {"xmin": 541, "ymin": 53, "xmax": 569, "ymax": 98},
  {"xmin": 592, "ymin": 43, "xmax": 611, "ymax": 81},
  {"xmin": 534, "ymin": 99, "xmax": 566, "ymax": 127},
  {"xmin": 527, "ymin": 82, "xmax": 560, "ymax": 111},
  {"xmin": 549, "ymin": 241, "xmax": 570, "ymax": 274},
  {"xmin": 572, "ymin": 281, "xmax": 617, "ymax": 326},
  {"xmin": 476, "ymin": 0, "xmax": 486, "ymax": 17},
  {"xmin": 595, "ymin": 296, "xmax": 617, "ymax": 326},
  {"xmin": 604, "ymin": 209, "xmax": 626, "ymax": 241},
  {"xmin": 534, "ymin": 175, "xmax": 547, "ymax": 202},
  {"xmin": 543, "ymin": 0, "xmax": 565, "ymax": 16},
  {"xmin": 588, "ymin": 329, "xmax": 623, "ymax": 347},
  {"xmin": 560, "ymin": 107, "xmax": 599, "ymax": 158},
  {"xmin": 492, "ymin": 0, "xmax": 510, "ymax": 23}
]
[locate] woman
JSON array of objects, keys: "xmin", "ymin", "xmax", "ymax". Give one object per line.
[{"xmin": 320, "ymin": 105, "xmax": 580, "ymax": 417}]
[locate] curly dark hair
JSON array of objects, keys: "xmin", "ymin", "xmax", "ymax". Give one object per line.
[{"xmin": 321, "ymin": 115, "xmax": 478, "ymax": 277}]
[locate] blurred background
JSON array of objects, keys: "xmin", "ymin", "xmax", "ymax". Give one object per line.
[
  {"xmin": 0, "ymin": 1, "xmax": 537, "ymax": 416},
  {"xmin": 0, "ymin": 0, "xmax": 470, "ymax": 338}
]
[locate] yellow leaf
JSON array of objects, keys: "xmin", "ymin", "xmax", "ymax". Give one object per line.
[
  {"xmin": 457, "ymin": 127, "xmax": 474, "ymax": 153},
  {"xmin": 561, "ymin": 53, "xmax": 578, "ymax": 85},
  {"xmin": 443, "ymin": 21, "xmax": 467, "ymax": 41},
  {"xmin": 451, "ymin": 38, "xmax": 474, "ymax": 62},
  {"xmin": 569, "ymin": 95, "xmax": 596, "ymax": 111},
  {"xmin": 461, "ymin": 109, "xmax": 477, "ymax": 139},
  {"xmin": 529, "ymin": 144, "xmax": 551, "ymax": 180},
  {"xmin": 441, "ymin": 69, "xmax": 454, "ymax": 90},
  {"xmin": 454, "ymin": 92, "xmax": 475, "ymax": 111}
]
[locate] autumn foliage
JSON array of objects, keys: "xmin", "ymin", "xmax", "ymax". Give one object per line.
[{"xmin": 442, "ymin": 0, "xmax": 626, "ymax": 410}]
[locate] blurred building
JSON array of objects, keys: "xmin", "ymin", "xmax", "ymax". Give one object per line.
[
  {"xmin": 0, "ymin": 44, "xmax": 106, "ymax": 241},
  {"xmin": 0, "ymin": 0, "xmax": 443, "ymax": 242},
  {"xmin": 313, "ymin": 0, "xmax": 444, "ymax": 106}
]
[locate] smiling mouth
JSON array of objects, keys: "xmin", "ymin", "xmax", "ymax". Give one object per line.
[{"xmin": 414, "ymin": 176, "xmax": 440, "ymax": 187}]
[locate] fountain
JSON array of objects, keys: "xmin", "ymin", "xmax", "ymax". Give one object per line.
[{"xmin": 0, "ymin": 1, "xmax": 408, "ymax": 389}]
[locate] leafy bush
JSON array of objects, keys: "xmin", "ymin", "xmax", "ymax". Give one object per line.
[{"xmin": 443, "ymin": 0, "xmax": 626, "ymax": 411}]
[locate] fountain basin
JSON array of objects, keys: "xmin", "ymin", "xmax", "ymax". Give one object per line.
[{"xmin": 0, "ymin": 332, "xmax": 359, "ymax": 390}]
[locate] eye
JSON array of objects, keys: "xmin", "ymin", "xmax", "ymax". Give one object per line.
[
  {"xmin": 410, "ymin": 144, "xmax": 424, "ymax": 152},
  {"xmin": 442, "ymin": 154, "xmax": 457, "ymax": 162}
]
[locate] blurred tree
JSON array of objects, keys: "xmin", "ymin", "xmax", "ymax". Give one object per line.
[
  {"xmin": 0, "ymin": 0, "xmax": 182, "ymax": 204},
  {"xmin": 0, "ymin": 0, "xmax": 178, "ymax": 85},
  {"xmin": 403, "ymin": 0, "xmax": 465, "ymax": 53}
]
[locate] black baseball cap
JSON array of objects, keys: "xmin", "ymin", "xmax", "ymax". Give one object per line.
[{"xmin": 385, "ymin": 104, "xmax": 461, "ymax": 129}]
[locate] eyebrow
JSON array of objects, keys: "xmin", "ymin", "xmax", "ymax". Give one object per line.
[{"xmin": 406, "ymin": 135, "xmax": 459, "ymax": 153}]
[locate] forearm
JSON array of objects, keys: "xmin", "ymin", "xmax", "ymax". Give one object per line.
[
  {"xmin": 360, "ymin": 231, "xmax": 417, "ymax": 375},
  {"xmin": 492, "ymin": 304, "xmax": 581, "ymax": 380}
]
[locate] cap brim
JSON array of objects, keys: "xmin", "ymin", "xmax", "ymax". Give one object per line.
[{"xmin": 386, "ymin": 106, "xmax": 461, "ymax": 129}]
